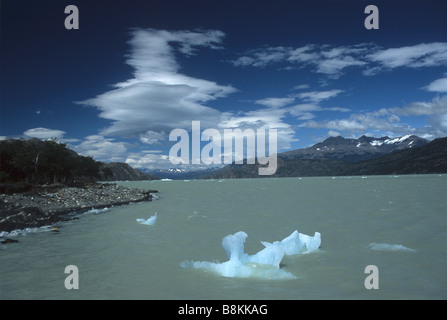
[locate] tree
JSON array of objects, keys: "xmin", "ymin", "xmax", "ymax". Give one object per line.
[{"xmin": 101, "ymin": 166, "xmax": 114, "ymax": 181}]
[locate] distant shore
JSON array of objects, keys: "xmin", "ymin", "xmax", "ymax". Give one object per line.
[{"xmin": 0, "ymin": 182, "xmax": 158, "ymax": 234}]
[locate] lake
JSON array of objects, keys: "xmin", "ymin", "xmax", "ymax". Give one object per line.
[{"xmin": 1, "ymin": 175, "xmax": 446, "ymax": 299}]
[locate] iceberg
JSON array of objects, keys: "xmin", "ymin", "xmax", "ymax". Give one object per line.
[
  {"xmin": 180, "ymin": 231, "xmax": 295, "ymax": 279},
  {"xmin": 261, "ymin": 230, "xmax": 321, "ymax": 255},
  {"xmin": 136, "ymin": 212, "xmax": 157, "ymax": 225}
]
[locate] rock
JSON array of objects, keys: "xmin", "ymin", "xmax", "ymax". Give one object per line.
[
  {"xmin": 1, "ymin": 238, "xmax": 19, "ymax": 244},
  {"xmin": 0, "ymin": 183, "xmax": 158, "ymax": 233}
]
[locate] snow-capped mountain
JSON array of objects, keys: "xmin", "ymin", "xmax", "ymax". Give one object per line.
[
  {"xmin": 143, "ymin": 166, "xmax": 222, "ymax": 179},
  {"xmin": 280, "ymin": 135, "xmax": 429, "ymax": 162},
  {"xmin": 205, "ymin": 136, "xmax": 446, "ymax": 179}
]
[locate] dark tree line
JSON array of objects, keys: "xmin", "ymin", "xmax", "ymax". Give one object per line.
[{"xmin": 0, "ymin": 138, "xmax": 102, "ymax": 185}]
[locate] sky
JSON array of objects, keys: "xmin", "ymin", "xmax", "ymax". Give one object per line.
[{"xmin": 1, "ymin": 0, "xmax": 447, "ymax": 171}]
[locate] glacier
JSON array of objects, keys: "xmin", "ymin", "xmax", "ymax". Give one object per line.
[{"xmin": 180, "ymin": 229, "xmax": 321, "ymax": 280}]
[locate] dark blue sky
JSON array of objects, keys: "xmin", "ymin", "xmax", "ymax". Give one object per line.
[{"xmin": 1, "ymin": 0, "xmax": 447, "ymax": 170}]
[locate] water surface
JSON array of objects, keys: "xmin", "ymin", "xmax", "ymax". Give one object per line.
[{"xmin": 1, "ymin": 175, "xmax": 446, "ymax": 299}]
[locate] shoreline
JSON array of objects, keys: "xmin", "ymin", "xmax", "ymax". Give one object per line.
[{"xmin": 0, "ymin": 182, "xmax": 158, "ymax": 236}]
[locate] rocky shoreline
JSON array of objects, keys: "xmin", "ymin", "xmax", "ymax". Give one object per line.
[{"xmin": 0, "ymin": 183, "xmax": 158, "ymax": 235}]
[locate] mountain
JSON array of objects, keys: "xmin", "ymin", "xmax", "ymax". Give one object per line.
[
  {"xmin": 205, "ymin": 135, "xmax": 447, "ymax": 179},
  {"xmin": 345, "ymin": 137, "xmax": 447, "ymax": 175},
  {"xmin": 145, "ymin": 167, "xmax": 223, "ymax": 180},
  {"xmin": 280, "ymin": 134, "xmax": 429, "ymax": 162},
  {"xmin": 100, "ymin": 162, "xmax": 159, "ymax": 181}
]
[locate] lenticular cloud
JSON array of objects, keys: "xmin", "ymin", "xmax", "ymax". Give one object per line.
[
  {"xmin": 79, "ymin": 28, "xmax": 236, "ymax": 143},
  {"xmin": 180, "ymin": 229, "xmax": 321, "ymax": 280}
]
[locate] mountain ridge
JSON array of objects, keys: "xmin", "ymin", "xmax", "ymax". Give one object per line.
[
  {"xmin": 203, "ymin": 135, "xmax": 447, "ymax": 179},
  {"xmin": 280, "ymin": 134, "xmax": 429, "ymax": 162}
]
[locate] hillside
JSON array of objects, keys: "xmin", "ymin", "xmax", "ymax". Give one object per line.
[
  {"xmin": 206, "ymin": 136, "xmax": 447, "ymax": 179},
  {"xmin": 0, "ymin": 138, "xmax": 158, "ymax": 192},
  {"xmin": 280, "ymin": 134, "xmax": 428, "ymax": 162},
  {"xmin": 100, "ymin": 162, "xmax": 159, "ymax": 181},
  {"xmin": 345, "ymin": 137, "xmax": 447, "ymax": 175}
]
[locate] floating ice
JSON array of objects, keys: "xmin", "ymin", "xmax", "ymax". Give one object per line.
[
  {"xmin": 136, "ymin": 212, "xmax": 157, "ymax": 225},
  {"xmin": 261, "ymin": 230, "xmax": 321, "ymax": 255},
  {"xmin": 180, "ymin": 231, "xmax": 296, "ymax": 279},
  {"xmin": 368, "ymin": 243, "xmax": 415, "ymax": 252},
  {"xmin": 87, "ymin": 207, "xmax": 109, "ymax": 214}
]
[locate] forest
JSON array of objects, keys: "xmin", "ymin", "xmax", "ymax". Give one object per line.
[{"xmin": 0, "ymin": 138, "xmax": 104, "ymax": 188}]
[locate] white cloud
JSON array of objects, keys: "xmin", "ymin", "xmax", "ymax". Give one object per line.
[
  {"xmin": 77, "ymin": 28, "xmax": 304, "ymax": 166},
  {"xmin": 71, "ymin": 135, "xmax": 129, "ymax": 162},
  {"xmin": 125, "ymin": 152, "xmax": 170, "ymax": 170},
  {"xmin": 293, "ymin": 84, "xmax": 310, "ymax": 90},
  {"xmin": 392, "ymin": 95, "xmax": 447, "ymax": 116},
  {"xmin": 232, "ymin": 46, "xmax": 290, "ymax": 68},
  {"xmin": 219, "ymin": 107, "xmax": 296, "ymax": 151},
  {"xmin": 424, "ymin": 77, "xmax": 447, "ymax": 93},
  {"xmin": 300, "ymin": 95, "xmax": 447, "ymax": 138},
  {"xmin": 23, "ymin": 127, "xmax": 66, "ymax": 140},
  {"xmin": 231, "ymin": 42, "xmax": 447, "ymax": 78},
  {"xmin": 255, "ymin": 97, "xmax": 295, "ymax": 108},
  {"xmin": 302, "ymin": 114, "xmax": 406, "ymax": 134},
  {"xmin": 79, "ymin": 28, "xmax": 236, "ymax": 142},
  {"xmin": 294, "ymin": 89, "xmax": 343, "ymax": 103},
  {"xmin": 231, "ymin": 44, "xmax": 367, "ymax": 77},
  {"xmin": 367, "ymin": 42, "xmax": 447, "ymax": 71},
  {"xmin": 139, "ymin": 130, "xmax": 168, "ymax": 145},
  {"xmin": 327, "ymin": 130, "xmax": 341, "ymax": 137},
  {"xmin": 75, "ymin": 31, "xmax": 447, "ymax": 169},
  {"xmin": 287, "ymin": 44, "xmax": 320, "ymax": 64},
  {"xmin": 288, "ymin": 104, "xmax": 321, "ymax": 116},
  {"xmin": 316, "ymin": 56, "xmax": 366, "ymax": 77}
]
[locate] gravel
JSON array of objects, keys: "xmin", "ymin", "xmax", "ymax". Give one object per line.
[{"xmin": 0, "ymin": 183, "xmax": 158, "ymax": 233}]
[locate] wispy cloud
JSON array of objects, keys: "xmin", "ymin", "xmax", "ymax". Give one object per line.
[
  {"xmin": 294, "ymin": 89, "xmax": 343, "ymax": 103},
  {"xmin": 255, "ymin": 97, "xmax": 295, "ymax": 108},
  {"xmin": 391, "ymin": 95, "xmax": 447, "ymax": 117},
  {"xmin": 366, "ymin": 42, "xmax": 447, "ymax": 74},
  {"xmin": 231, "ymin": 42, "xmax": 447, "ymax": 78},
  {"xmin": 300, "ymin": 95, "xmax": 447, "ymax": 139}
]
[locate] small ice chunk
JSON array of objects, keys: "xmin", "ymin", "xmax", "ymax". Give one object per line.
[
  {"xmin": 137, "ymin": 212, "xmax": 157, "ymax": 225},
  {"xmin": 368, "ymin": 243, "xmax": 415, "ymax": 252}
]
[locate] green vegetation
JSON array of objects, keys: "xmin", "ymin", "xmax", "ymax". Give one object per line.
[{"xmin": 0, "ymin": 138, "xmax": 101, "ymax": 186}]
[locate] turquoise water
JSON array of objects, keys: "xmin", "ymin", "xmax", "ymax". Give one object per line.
[{"xmin": 1, "ymin": 175, "xmax": 446, "ymax": 299}]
